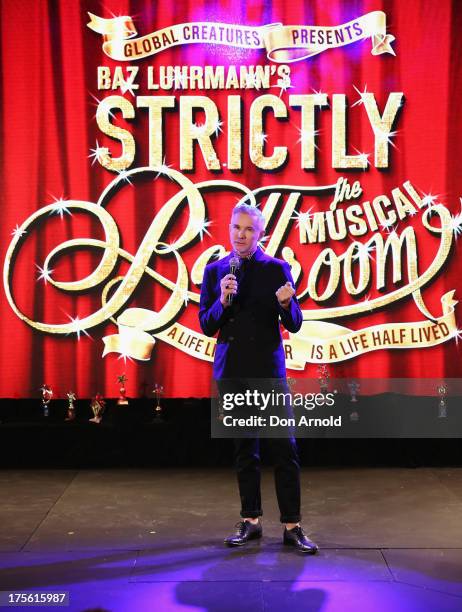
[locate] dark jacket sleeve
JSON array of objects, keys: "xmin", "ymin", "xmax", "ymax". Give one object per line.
[
  {"xmin": 277, "ymin": 262, "xmax": 303, "ymax": 333},
  {"xmin": 198, "ymin": 265, "xmax": 227, "ymax": 337}
]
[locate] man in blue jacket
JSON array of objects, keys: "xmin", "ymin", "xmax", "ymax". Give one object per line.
[{"xmin": 199, "ymin": 203, "xmax": 318, "ymax": 553}]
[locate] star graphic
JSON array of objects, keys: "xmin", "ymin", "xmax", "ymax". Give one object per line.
[
  {"xmin": 48, "ymin": 195, "xmax": 71, "ymax": 218},
  {"xmin": 352, "ymin": 243, "xmax": 375, "ymax": 262},
  {"xmin": 363, "ymin": 293, "xmax": 374, "ymax": 311},
  {"xmin": 352, "ymin": 147, "xmax": 370, "ymax": 170},
  {"xmin": 295, "ymin": 125, "xmax": 321, "ymax": 150},
  {"xmin": 192, "ymin": 218, "xmax": 213, "ymax": 241},
  {"xmin": 352, "ymin": 84, "xmax": 369, "ymax": 108},
  {"xmin": 311, "ymin": 88, "xmax": 327, "ymax": 107},
  {"xmin": 211, "ymin": 118, "xmax": 224, "ymax": 137},
  {"xmin": 371, "ymin": 33, "xmax": 396, "ymax": 56},
  {"xmin": 89, "ymin": 93, "xmax": 116, "ymax": 121},
  {"xmin": 276, "ymin": 76, "xmax": 293, "ymax": 98},
  {"xmin": 421, "ymin": 193, "xmax": 439, "ymax": 208},
  {"xmin": 116, "ymin": 169, "xmax": 134, "ymax": 185},
  {"xmin": 179, "ymin": 288, "xmax": 190, "ymax": 306},
  {"xmin": 154, "ymin": 156, "xmax": 173, "ymax": 180},
  {"xmin": 66, "ymin": 315, "xmax": 91, "ymax": 341},
  {"xmin": 373, "ymin": 127, "xmax": 399, "ymax": 150},
  {"xmin": 257, "ymin": 234, "xmax": 270, "ymax": 248},
  {"xmin": 36, "ymin": 263, "xmax": 54, "ymax": 284},
  {"xmin": 454, "ymin": 328, "xmax": 462, "ymax": 347},
  {"xmin": 254, "ymin": 132, "xmax": 268, "ymax": 146},
  {"xmin": 11, "ymin": 224, "xmax": 27, "ymax": 239},
  {"xmin": 381, "ymin": 218, "xmax": 398, "ymax": 234},
  {"xmin": 449, "ymin": 200, "xmax": 462, "ymax": 238},
  {"xmin": 291, "ymin": 209, "xmax": 313, "ymax": 230},
  {"xmin": 120, "ymin": 78, "xmax": 137, "ymax": 97},
  {"xmin": 88, "ymin": 140, "xmax": 108, "ymax": 165}
]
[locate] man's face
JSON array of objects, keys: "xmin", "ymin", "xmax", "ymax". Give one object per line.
[{"xmin": 229, "ymin": 212, "xmax": 264, "ymax": 257}]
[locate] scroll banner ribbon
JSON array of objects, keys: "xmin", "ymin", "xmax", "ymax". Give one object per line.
[
  {"xmin": 87, "ymin": 11, "xmax": 395, "ymax": 63},
  {"xmin": 102, "ymin": 307, "xmax": 217, "ymax": 362},
  {"xmin": 102, "ymin": 292, "xmax": 457, "ymax": 365},
  {"xmin": 287, "ymin": 291, "xmax": 458, "ymax": 367}
]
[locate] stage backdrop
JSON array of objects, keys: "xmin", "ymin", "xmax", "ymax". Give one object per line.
[{"xmin": 1, "ymin": 0, "xmax": 462, "ymax": 398}]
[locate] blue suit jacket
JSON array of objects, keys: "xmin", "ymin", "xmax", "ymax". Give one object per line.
[{"xmin": 199, "ymin": 248, "xmax": 303, "ymax": 379}]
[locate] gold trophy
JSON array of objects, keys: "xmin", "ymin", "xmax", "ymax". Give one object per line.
[
  {"xmin": 40, "ymin": 384, "xmax": 53, "ymax": 417},
  {"xmin": 437, "ymin": 384, "xmax": 448, "ymax": 418},
  {"xmin": 287, "ymin": 377, "xmax": 297, "ymax": 393},
  {"xmin": 117, "ymin": 374, "xmax": 129, "ymax": 405},
  {"xmin": 152, "ymin": 383, "xmax": 164, "ymax": 420},
  {"xmin": 317, "ymin": 365, "xmax": 330, "ymax": 393},
  {"xmin": 65, "ymin": 391, "xmax": 76, "ymax": 421},
  {"xmin": 348, "ymin": 380, "xmax": 360, "ymax": 402},
  {"xmin": 89, "ymin": 392, "xmax": 106, "ymax": 424},
  {"xmin": 348, "ymin": 380, "xmax": 360, "ymax": 422}
]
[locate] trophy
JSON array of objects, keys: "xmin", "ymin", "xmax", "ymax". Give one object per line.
[
  {"xmin": 117, "ymin": 374, "xmax": 129, "ymax": 405},
  {"xmin": 287, "ymin": 377, "xmax": 297, "ymax": 393},
  {"xmin": 348, "ymin": 380, "xmax": 360, "ymax": 402},
  {"xmin": 437, "ymin": 384, "xmax": 448, "ymax": 418},
  {"xmin": 65, "ymin": 391, "xmax": 76, "ymax": 421},
  {"xmin": 152, "ymin": 383, "xmax": 164, "ymax": 420},
  {"xmin": 347, "ymin": 381, "xmax": 361, "ymax": 421},
  {"xmin": 317, "ymin": 365, "xmax": 330, "ymax": 393},
  {"xmin": 40, "ymin": 384, "xmax": 53, "ymax": 417},
  {"xmin": 89, "ymin": 392, "xmax": 106, "ymax": 424}
]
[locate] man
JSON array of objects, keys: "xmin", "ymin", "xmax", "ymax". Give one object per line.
[{"xmin": 199, "ymin": 203, "xmax": 318, "ymax": 554}]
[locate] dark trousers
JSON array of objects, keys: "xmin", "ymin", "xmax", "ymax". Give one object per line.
[
  {"xmin": 234, "ymin": 436, "xmax": 301, "ymax": 524},
  {"xmin": 215, "ymin": 377, "xmax": 301, "ymax": 524}
]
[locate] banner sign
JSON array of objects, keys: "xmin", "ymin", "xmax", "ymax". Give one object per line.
[
  {"xmin": 87, "ymin": 11, "xmax": 395, "ymax": 63},
  {"xmin": 1, "ymin": 1, "xmax": 461, "ymax": 397}
]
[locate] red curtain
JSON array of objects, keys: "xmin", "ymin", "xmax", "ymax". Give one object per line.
[{"xmin": 1, "ymin": 0, "xmax": 461, "ymax": 398}]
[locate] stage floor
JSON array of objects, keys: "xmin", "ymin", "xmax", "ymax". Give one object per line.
[{"xmin": 1, "ymin": 467, "xmax": 462, "ymax": 611}]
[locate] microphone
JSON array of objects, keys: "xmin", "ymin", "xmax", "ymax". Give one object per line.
[{"xmin": 227, "ymin": 256, "xmax": 241, "ymax": 304}]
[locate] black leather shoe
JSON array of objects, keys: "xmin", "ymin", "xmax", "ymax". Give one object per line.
[
  {"xmin": 224, "ymin": 520, "xmax": 262, "ymax": 546},
  {"xmin": 283, "ymin": 526, "xmax": 318, "ymax": 554}
]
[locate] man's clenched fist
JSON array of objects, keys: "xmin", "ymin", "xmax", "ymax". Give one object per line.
[{"xmin": 276, "ymin": 281, "xmax": 295, "ymax": 309}]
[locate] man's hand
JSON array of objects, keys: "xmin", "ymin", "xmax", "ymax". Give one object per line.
[
  {"xmin": 276, "ymin": 281, "xmax": 295, "ymax": 310},
  {"xmin": 220, "ymin": 274, "xmax": 238, "ymax": 307}
]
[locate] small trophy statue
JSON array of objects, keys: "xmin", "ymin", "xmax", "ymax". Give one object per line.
[
  {"xmin": 437, "ymin": 384, "xmax": 448, "ymax": 418},
  {"xmin": 117, "ymin": 374, "xmax": 129, "ymax": 406},
  {"xmin": 287, "ymin": 378, "xmax": 297, "ymax": 394},
  {"xmin": 348, "ymin": 380, "xmax": 360, "ymax": 422},
  {"xmin": 349, "ymin": 410, "xmax": 360, "ymax": 422},
  {"xmin": 348, "ymin": 380, "xmax": 360, "ymax": 403},
  {"xmin": 89, "ymin": 392, "xmax": 106, "ymax": 424},
  {"xmin": 40, "ymin": 384, "xmax": 53, "ymax": 417},
  {"xmin": 317, "ymin": 365, "xmax": 330, "ymax": 393},
  {"xmin": 65, "ymin": 391, "xmax": 76, "ymax": 421},
  {"xmin": 152, "ymin": 383, "xmax": 164, "ymax": 420}
]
